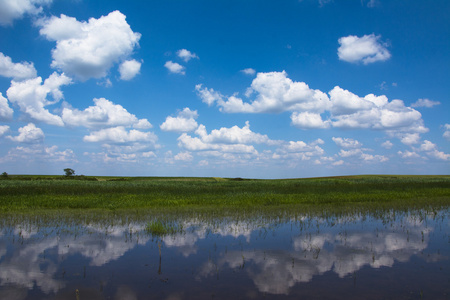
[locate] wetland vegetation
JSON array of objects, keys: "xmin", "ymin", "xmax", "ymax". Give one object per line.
[
  {"xmin": 0, "ymin": 175, "xmax": 448, "ymax": 215},
  {"xmin": 0, "ymin": 175, "xmax": 448, "ymax": 299}
]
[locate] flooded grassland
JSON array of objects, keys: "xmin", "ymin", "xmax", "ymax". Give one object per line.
[{"xmin": 0, "ymin": 176, "xmax": 449, "ymax": 299}]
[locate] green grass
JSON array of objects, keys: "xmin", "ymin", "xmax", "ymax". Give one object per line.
[{"xmin": 0, "ymin": 175, "xmax": 448, "ymax": 214}]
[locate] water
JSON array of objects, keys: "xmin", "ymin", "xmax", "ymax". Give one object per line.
[{"xmin": 0, "ymin": 209, "xmax": 448, "ymax": 299}]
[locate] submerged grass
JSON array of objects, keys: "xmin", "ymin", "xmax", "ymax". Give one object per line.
[{"xmin": 0, "ymin": 175, "xmax": 448, "ymax": 215}]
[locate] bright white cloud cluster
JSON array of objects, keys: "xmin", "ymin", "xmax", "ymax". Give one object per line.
[
  {"xmin": 6, "ymin": 72, "xmax": 72, "ymax": 126},
  {"xmin": 62, "ymin": 98, "xmax": 151, "ymax": 129},
  {"xmin": 164, "ymin": 61, "xmax": 185, "ymax": 75},
  {"xmin": 0, "ymin": 52, "xmax": 37, "ymax": 81},
  {"xmin": 197, "ymin": 72, "xmax": 427, "ymax": 143},
  {"xmin": 178, "ymin": 122, "xmax": 275, "ymax": 155},
  {"xmin": 0, "ymin": 0, "xmax": 51, "ymax": 25},
  {"xmin": 160, "ymin": 108, "xmax": 199, "ymax": 133},
  {"xmin": 83, "ymin": 126, "xmax": 157, "ymax": 144},
  {"xmin": 0, "ymin": 92, "xmax": 14, "ymax": 120},
  {"xmin": 338, "ymin": 34, "xmax": 391, "ymax": 64},
  {"xmin": 177, "ymin": 49, "xmax": 198, "ymax": 62},
  {"xmin": 7, "ymin": 123, "xmax": 44, "ymax": 143},
  {"xmin": 398, "ymin": 140, "xmax": 450, "ymax": 161},
  {"xmin": 197, "ymin": 71, "xmax": 330, "ymax": 114},
  {"xmin": 39, "ymin": 11, "xmax": 141, "ymax": 81},
  {"xmin": 119, "ymin": 59, "xmax": 142, "ymax": 81}
]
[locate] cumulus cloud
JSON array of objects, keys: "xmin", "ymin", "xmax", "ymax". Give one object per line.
[
  {"xmin": 291, "ymin": 112, "xmax": 330, "ymax": 129},
  {"xmin": 0, "ymin": 92, "xmax": 14, "ymax": 120},
  {"xmin": 337, "ymin": 34, "xmax": 391, "ymax": 64},
  {"xmin": 195, "ymin": 121, "xmax": 277, "ymax": 145},
  {"xmin": 417, "ymin": 140, "xmax": 450, "ymax": 161},
  {"xmin": 39, "ymin": 11, "xmax": 141, "ymax": 81},
  {"xmin": 174, "ymin": 151, "xmax": 193, "ymax": 162},
  {"xmin": 83, "ymin": 126, "xmax": 157, "ymax": 144},
  {"xmin": 411, "ymin": 98, "xmax": 440, "ymax": 108},
  {"xmin": 398, "ymin": 150, "xmax": 420, "ymax": 159},
  {"xmin": 160, "ymin": 108, "xmax": 198, "ymax": 133},
  {"xmin": 197, "ymin": 72, "xmax": 427, "ymax": 142},
  {"xmin": 7, "ymin": 123, "xmax": 44, "ymax": 143},
  {"xmin": 0, "ymin": 52, "xmax": 37, "ymax": 80},
  {"xmin": 0, "ymin": 0, "xmax": 51, "ymax": 26},
  {"xmin": 0, "ymin": 125, "xmax": 10, "ymax": 136},
  {"xmin": 164, "ymin": 61, "xmax": 185, "ymax": 75},
  {"xmin": 62, "ymin": 98, "xmax": 151, "ymax": 129},
  {"xmin": 332, "ymin": 137, "xmax": 362, "ymax": 149},
  {"xmin": 198, "ymin": 71, "xmax": 330, "ymax": 114},
  {"xmin": 177, "ymin": 122, "xmax": 274, "ymax": 155},
  {"xmin": 399, "ymin": 133, "xmax": 420, "ymax": 145},
  {"xmin": 6, "ymin": 72, "xmax": 72, "ymax": 126},
  {"xmin": 176, "ymin": 49, "xmax": 198, "ymax": 62},
  {"xmin": 195, "ymin": 84, "xmax": 224, "ymax": 106},
  {"xmin": 119, "ymin": 59, "xmax": 142, "ymax": 81},
  {"xmin": 443, "ymin": 124, "xmax": 450, "ymax": 141}
]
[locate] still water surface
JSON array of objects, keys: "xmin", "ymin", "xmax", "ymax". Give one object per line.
[{"xmin": 0, "ymin": 209, "xmax": 448, "ymax": 299}]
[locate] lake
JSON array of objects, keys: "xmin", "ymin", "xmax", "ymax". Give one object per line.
[{"xmin": 0, "ymin": 208, "xmax": 448, "ymax": 299}]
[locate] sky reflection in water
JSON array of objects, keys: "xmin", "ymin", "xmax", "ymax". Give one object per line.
[{"xmin": 0, "ymin": 210, "xmax": 448, "ymax": 299}]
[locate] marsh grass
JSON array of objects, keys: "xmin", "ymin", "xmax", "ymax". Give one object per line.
[
  {"xmin": 145, "ymin": 220, "xmax": 183, "ymax": 237},
  {"xmin": 0, "ymin": 175, "xmax": 448, "ymax": 214}
]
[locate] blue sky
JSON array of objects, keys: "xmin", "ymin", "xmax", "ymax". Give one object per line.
[{"xmin": 0, "ymin": 0, "xmax": 449, "ymax": 178}]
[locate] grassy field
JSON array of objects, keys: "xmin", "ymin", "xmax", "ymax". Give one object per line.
[{"xmin": 0, "ymin": 175, "xmax": 448, "ymax": 214}]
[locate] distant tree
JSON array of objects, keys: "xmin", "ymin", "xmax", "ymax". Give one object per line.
[
  {"xmin": 64, "ymin": 168, "xmax": 75, "ymax": 177},
  {"xmin": 1, "ymin": 172, "xmax": 8, "ymax": 178}
]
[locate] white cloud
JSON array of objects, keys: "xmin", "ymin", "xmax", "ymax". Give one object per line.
[
  {"xmin": 177, "ymin": 123, "xmax": 265, "ymax": 155},
  {"xmin": 291, "ymin": 112, "xmax": 330, "ymax": 129},
  {"xmin": 418, "ymin": 140, "xmax": 450, "ymax": 161},
  {"xmin": 330, "ymin": 88, "xmax": 426, "ymax": 136},
  {"xmin": 339, "ymin": 149, "xmax": 362, "ymax": 157},
  {"xmin": 0, "ymin": 125, "xmax": 10, "ymax": 136},
  {"xmin": 160, "ymin": 108, "xmax": 198, "ymax": 133},
  {"xmin": 83, "ymin": 126, "xmax": 157, "ymax": 144},
  {"xmin": 360, "ymin": 153, "xmax": 388, "ymax": 162},
  {"xmin": 333, "ymin": 160, "xmax": 344, "ymax": 166},
  {"xmin": 164, "ymin": 61, "xmax": 185, "ymax": 75},
  {"xmin": 119, "ymin": 59, "xmax": 142, "ymax": 81},
  {"xmin": 0, "ymin": 92, "xmax": 14, "ymax": 120},
  {"xmin": 200, "ymin": 71, "xmax": 330, "ymax": 114},
  {"xmin": 398, "ymin": 150, "xmax": 420, "ymax": 159},
  {"xmin": 0, "ymin": 52, "xmax": 37, "ymax": 80},
  {"xmin": 174, "ymin": 151, "xmax": 193, "ymax": 162},
  {"xmin": 332, "ymin": 137, "xmax": 362, "ymax": 149},
  {"xmin": 6, "ymin": 72, "xmax": 72, "ymax": 126},
  {"xmin": 177, "ymin": 49, "xmax": 198, "ymax": 62},
  {"xmin": 337, "ymin": 34, "xmax": 391, "ymax": 64},
  {"xmin": 195, "ymin": 121, "xmax": 277, "ymax": 145},
  {"xmin": 39, "ymin": 11, "xmax": 141, "ymax": 81},
  {"xmin": 198, "ymin": 72, "xmax": 428, "ymax": 143},
  {"xmin": 411, "ymin": 98, "xmax": 440, "ymax": 108},
  {"xmin": 241, "ymin": 68, "xmax": 256, "ymax": 76},
  {"xmin": 329, "ymin": 86, "xmax": 376, "ymax": 116},
  {"xmin": 381, "ymin": 140, "xmax": 393, "ymax": 149},
  {"xmin": 443, "ymin": 124, "xmax": 450, "ymax": 141},
  {"xmin": 62, "ymin": 98, "xmax": 151, "ymax": 129},
  {"xmin": 195, "ymin": 84, "xmax": 224, "ymax": 106},
  {"xmin": 7, "ymin": 123, "xmax": 44, "ymax": 143},
  {"xmin": 0, "ymin": 0, "xmax": 51, "ymax": 26},
  {"xmin": 399, "ymin": 133, "xmax": 420, "ymax": 145}
]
